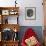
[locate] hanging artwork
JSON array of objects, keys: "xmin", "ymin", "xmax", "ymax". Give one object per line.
[{"xmin": 25, "ymin": 7, "xmax": 36, "ymax": 20}]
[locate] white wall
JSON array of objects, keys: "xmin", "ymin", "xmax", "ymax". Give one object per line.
[
  {"xmin": 18, "ymin": 0, "xmax": 44, "ymax": 26},
  {"xmin": 0, "ymin": 0, "xmax": 44, "ymax": 26}
]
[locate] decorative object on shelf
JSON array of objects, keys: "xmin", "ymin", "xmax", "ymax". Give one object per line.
[
  {"xmin": 9, "ymin": 10, "xmax": 18, "ymax": 15},
  {"xmin": 2, "ymin": 10, "xmax": 9, "ymax": 15},
  {"xmin": 25, "ymin": 7, "xmax": 36, "ymax": 20},
  {"xmin": 13, "ymin": 32, "xmax": 18, "ymax": 41},
  {"xmin": 1, "ymin": 28, "xmax": 13, "ymax": 41},
  {"xmin": 10, "ymin": 10, "xmax": 14, "ymax": 15},
  {"xmin": 13, "ymin": 28, "xmax": 18, "ymax": 40},
  {"xmin": 15, "ymin": 0, "xmax": 17, "ymax": 7}
]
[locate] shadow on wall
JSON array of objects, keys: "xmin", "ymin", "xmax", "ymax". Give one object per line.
[{"xmin": 18, "ymin": 26, "xmax": 44, "ymax": 44}]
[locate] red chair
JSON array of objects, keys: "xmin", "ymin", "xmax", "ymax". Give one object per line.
[{"xmin": 21, "ymin": 28, "xmax": 41, "ymax": 46}]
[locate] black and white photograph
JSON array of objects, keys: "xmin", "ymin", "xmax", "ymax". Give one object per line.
[{"xmin": 25, "ymin": 7, "xmax": 36, "ymax": 20}]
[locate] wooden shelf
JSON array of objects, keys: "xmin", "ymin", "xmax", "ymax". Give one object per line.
[
  {"xmin": 0, "ymin": 7, "xmax": 20, "ymax": 46},
  {"xmin": 0, "ymin": 7, "xmax": 19, "ymax": 16},
  {"xmin": 0, "ymin": 24, "xmax": 20, "ymax": 32}
]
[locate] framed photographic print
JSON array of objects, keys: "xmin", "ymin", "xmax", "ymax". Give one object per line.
[{"xmin": 25, "ymin": 7, "xmax": 36, "ymax": 20}]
